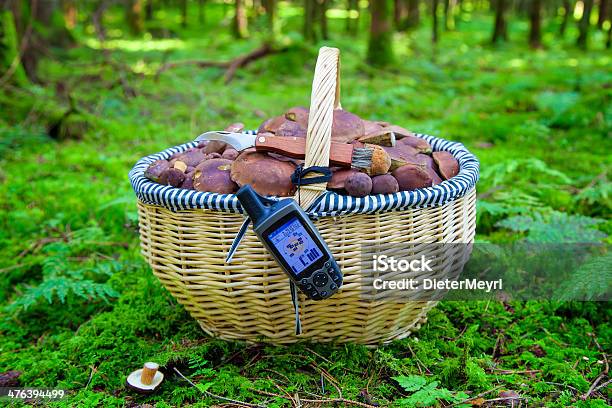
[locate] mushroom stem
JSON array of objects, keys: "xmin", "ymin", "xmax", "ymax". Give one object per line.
[{"xmin": 141, "ymin": 362, "xmax": 159, "ymax": 385}]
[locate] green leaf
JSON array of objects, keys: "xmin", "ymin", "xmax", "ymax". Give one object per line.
[{"xmin": 393, "ymin": 375, "xmax": 427, "ymax": 392}]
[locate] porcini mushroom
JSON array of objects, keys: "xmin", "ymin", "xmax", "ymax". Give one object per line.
[
  {"xmin": 145, "ymin": 160, "xmax": 171, "ymax": 183},
  {"xmin": 257, "ymin": 115, "xmax": 286, "ymax": 134},
  {"xmin": 371, "ymin": 174, "xmax": 399, "ymax": 194},
  {"xmin": 231, "ymin": 151, "xmax": 296, "ymax": 196},
  {"xmin": 285, "ymin": 107, "xmax": 309, "ymax": 128},
  {"xmin": 276, "ymin": 120, "xmax": 307, "ymax": 138},
  {"xmin": 327, "ymin": 168, "xmax": 360, "ymax": 190},
  {"xmin": 193, "ymin": 158, "xmax": 237, "ymax": 194},
  {"xmin": 331, "ymin": 109, "xmax": 365, "ymax": 143},
  {"xmin": 383, "ymin": 144, "xmax": 420, "ymax": 171},
  {"xmin": 392, "ymin": 164, "xmax": 434, "ymax": 191},
  {"xmin": 127, "ymin": 362, "xmax": 164, "ymax": 394},
  {"xmin": 344, "ymin": 172, "xmax": 373, "ymax": 197},
  {"xmin": 432, "ymin": 151, "xmax": 459, "ymax": 180}
]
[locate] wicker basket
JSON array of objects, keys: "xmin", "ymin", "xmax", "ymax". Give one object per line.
[{"xmin": 129, "ymin": 47, "xmax": 479, "ymax": 345}]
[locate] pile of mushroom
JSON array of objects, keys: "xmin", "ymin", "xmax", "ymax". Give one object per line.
[{"xmin": 144, "ymin": 109, "xmax": 459, "ymax": 197}]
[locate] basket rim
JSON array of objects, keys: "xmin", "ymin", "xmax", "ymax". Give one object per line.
[{"xmin": 128, "ymin": 131, "xmax": 479, "ymax": 217}]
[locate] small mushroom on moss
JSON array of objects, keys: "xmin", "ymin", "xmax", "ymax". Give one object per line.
[
  {"xmin": 371, "ymin": 174, "xmax": 399, "ymax": 194},
  {"xmin": 160, "ymin": 168, "xmax": 185, "ymax": 187},
  {"xmin": 221, "ymin": 148, "xmax": 239, "ymax": 160},
  {"xmin": 145, "ymin": 160, "xmax": 171, "ymax": 183},
  {"xmin": 345, "ymin": 172, "xmax": 373, "ymax": 197},
  {"xmin": 432, "ymin": 151, "xmax": 459, "ymax": 180},
  {"xmin": 328, "ymin": 168, "xmax": 360, "ymax": 190},
  {"xmin": 193, "ymin": 158, "xmax": 237, "ymax": 194},
  {"xmin": 285, "ymin": 106, "xmax": 309, "ymax": 128},
  {"xmin": 231, "ymin": 151, "xmax": 296, "ymax": 196},
  {"xmin": 127, "ymin": 362, "xmax": 164, "ymax": 394},
  {"xmin": 392, "ymin": 164, "xmax": 434, "ymax": 191},
  {"xmin": 332, "ymin": 109, "xmax": 365, "ymax": 143}
]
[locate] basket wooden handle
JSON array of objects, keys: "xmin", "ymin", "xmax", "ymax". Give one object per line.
[{"xmin": 295, "ymin": 47, "xmax": 341, "ymax": 209}]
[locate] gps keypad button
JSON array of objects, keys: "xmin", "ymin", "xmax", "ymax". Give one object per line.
[{"xmin": 313, "ymin": 272, "xmax": 328, "ymax": 287}]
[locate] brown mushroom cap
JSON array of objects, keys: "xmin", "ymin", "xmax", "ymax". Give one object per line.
[
  {"xmin": 145, "ymin": 160, "xmax": 171, "ymax": 183},
  {"xmin": 257, "ymin": 115, "xmax": 286, "ymax": 134},
  {"xmin": 160, "ymin": 168, "xmax": 185, "ymax": 187},
  {"xmin": 391, "ymin": 127, "xmax": 432, "ymax": 154},
  {"xmin": 432, "ymin": 151, "xmax": 459, "ymax": 180},
  {"xmin": 285, "ymin": 107, "xmax": 309, "ymax": 128},
  {"xmin": 276, "ymin": 120, "xmax": 307, "ymax": 138},
  {"xmin": 181, "ymin": 171, "xmax": 196, "ymax": 189},
  {"xmin": 202, "ymin": 141, "xmax": 227, "ymax": 154},
  {"xmin": 392, "ymin": 164, "xmax": 434, "ymax": 191},
  {"xmin": 371, "ymin": 174, "xmax": 400, "ymax": 194},
  {"xmin": 331, "ymin": 109, "xmax": 365, "ymax": 143},
  {"xmin": 344, "ymin": 172, "xmax": 373, "ymax": 197},
  {"xmin": 221, "ymin": 148, "xmax": 239, "ymax": 160},
  {"xmin": 225, "ymin": 122, "xmax": 245, "ymax": 133},
  {"xmin": 231, "ymin": 151, "xmax": 296, "ymax": 196},
  {"xmin": 327, "ymin": 168, "xmax": 360, "ymax": 190},
  {"xmin": 193, "ymin": 158, "xmax": 237, "ymax": 194},
  {"xmin": 383, "ymin": 144, "xmax": 420, "ymax": 171},
  {"xmin": 362, "ymin": 120, "xmax": 385, "ymax": 136},
  {"xmin": 175, "ymin": 149, "xmax": 207, "ymax": 167}
]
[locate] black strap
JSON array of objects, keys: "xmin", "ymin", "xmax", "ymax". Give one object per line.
[{"xmin": 291, "ymin": 165, "xmax": 332, "ymax": 186}]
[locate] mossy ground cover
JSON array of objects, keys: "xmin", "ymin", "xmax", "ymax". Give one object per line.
[{"xmin": 0, "ymin": 4, "xmax": 610, "ymax": 407}]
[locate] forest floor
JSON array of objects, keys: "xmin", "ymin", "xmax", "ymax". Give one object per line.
[{"xmin": 0, "ymin": 5, "xmax": 610, "ymax": 408}]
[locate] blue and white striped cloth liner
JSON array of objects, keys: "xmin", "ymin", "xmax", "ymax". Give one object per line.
[{"xmin": 129, "ymin": 131, "xmax": 479, "ymax": 217}]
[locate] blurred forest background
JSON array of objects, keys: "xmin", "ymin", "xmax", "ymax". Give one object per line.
[{"xmin": 0, "ymin": 0, "xmax": 611, "ymax": 407}]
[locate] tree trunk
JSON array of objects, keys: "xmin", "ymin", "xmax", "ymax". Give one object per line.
[
  {"xmin": 367, "ymin": 0, "xmax": 394, "ymax": 66},
  {"xmin": 304, "ymin": 0, "xmax": 316, "ymax": 41},
  {"xmin": 528, "ymin": 0, "xmax": 542, "ymax": 48},
  {"xmin": 394, "ymin": 0, "xmax": 406, "ymax": 28},
  {"xmin": 263, "ymin": 0, "xmax": 276, "ymax": 34},
  {"xmin": 559, "ymin": 0, "xmax": 571, "ymax": 36},
  {"xmin": 234, "ymin": 0, "xmax": 248, "ymax": 38},
  {"xmin": 598, "ymin": 0, "xmax": 608, "ymax": 29},
  {"xmin": 346, "ymin": 0, "xmax": 359, "ymax": 33},
  {"xmin": 444, "ymin": 0, "xmax": 455, "ymax": 30},
  {"xmin": 126, "ymin": 0, "xmax": 144, "ymax": 34},
  {"xmin": 406, "ymin": 0, "xmax": 419, "ymax": 28},
  {"xmin": 491, "ymin": 0, "xmax": 508, "ymax": 43},
  {"xmin": 432, "ymin": 0, "xmax": 439, "ymax": 43},
  {"xmin": 180, "ymin": 0, "xmax": 187, "ymax": 27},
  {"xmin": 319, "ymin": 0, "xmax": 329, "ymax": 39},
  {"xmin": 145, "ymin": 0, "xmax": 154, "ymax": 20},
  {"xmin": 577, "ymin": 0, "xmax": 594, "ymax": 49},
  {"xmin": 198, "ymin": 0, "xmax": 205, "ymax": 23}
]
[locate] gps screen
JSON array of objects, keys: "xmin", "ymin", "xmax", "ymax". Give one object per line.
[{"xmin": 268, "ymin": 216, "xmax": 323, "ymax": 275}]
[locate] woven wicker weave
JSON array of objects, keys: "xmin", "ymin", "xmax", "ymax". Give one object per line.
[{"xmin": 133, "ymin": 47, "xmax": 477, "ymax": 344}]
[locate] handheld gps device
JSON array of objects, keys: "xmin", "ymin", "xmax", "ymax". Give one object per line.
[{"xmin": 236, "ymin": 185, "xmax": 342, "ymax": 300}]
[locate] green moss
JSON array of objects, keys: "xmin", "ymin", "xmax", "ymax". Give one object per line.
[{"xmin": 0, "ymin": 3, "xmax": 610, "ymax": 407}]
